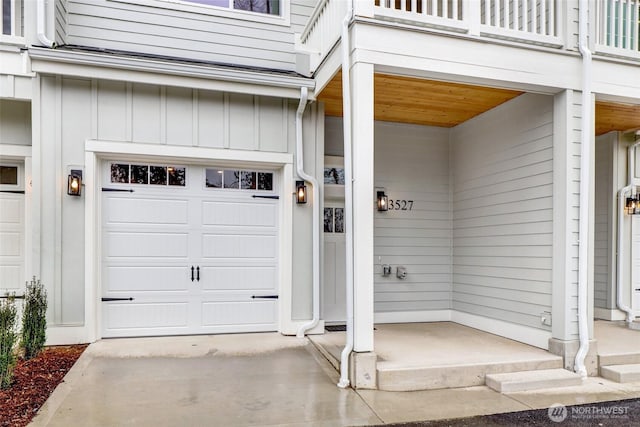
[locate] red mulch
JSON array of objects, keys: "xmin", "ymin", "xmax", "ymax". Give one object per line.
[{"xmin": 0, "ymin": 345, "xmax": 87, "ymax": 427}]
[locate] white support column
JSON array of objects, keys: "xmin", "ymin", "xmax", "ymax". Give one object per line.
[{"xmin": 350, "ymin": 61, "xmax": 375, "ymax": 353}]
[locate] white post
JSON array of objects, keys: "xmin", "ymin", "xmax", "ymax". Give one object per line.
[
  {"xmin": 351, "ymin": 61, "xmax": 375, "ymax": 353},
  {"xmin": 466, "ymin": 0, "xmax": 482, "ymax": 36}
]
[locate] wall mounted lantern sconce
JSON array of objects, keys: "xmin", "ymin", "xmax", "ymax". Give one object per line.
[
  {"xmin": 67, "ymin": 169, "xmax": 83, "ymax": 197},
  {"xmin": 377, "ymin": 191, "xmax": 388, "ymax": 211},
  {"xmin": 626, "ymin": 195, "xmax": 640, "ymax": 215},
  {"xmin": 296, "ymin": 180, "xmax": 307, "ymax": 204}
]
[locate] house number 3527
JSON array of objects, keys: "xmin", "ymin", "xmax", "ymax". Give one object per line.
[{"xmin": 388, "ymin": 199, "xmax": 413, "ymax": 210}]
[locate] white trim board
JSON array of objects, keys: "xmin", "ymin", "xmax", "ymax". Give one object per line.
[
  {"xmin": 46, "ymin": 326, "xmax": 90, "ymax": 346},
  {"xmin": 374, "ymin": 310, "xmax": 452, "ymax": 324},
  {"xmin": 594, "ymin": 308, "xmax": 627, "ymax": 321},
  {"xmin": 84, "ymin": 141, "xmax": 297, "ymax": 342},
  {"xmin": 452, "ymin": 311, "xmax": 551, "ymax": 350}
]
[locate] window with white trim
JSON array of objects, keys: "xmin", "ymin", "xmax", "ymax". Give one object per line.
[
  {"xmin": 205, "ymin": 168, "xmax": 274, "ymax": 191},
  {"xmin": 185, "ymin": 0, "xmax": 280, "ymax": 15}
]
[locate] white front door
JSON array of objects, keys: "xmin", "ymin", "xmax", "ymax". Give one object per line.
[
  {"xmin": 0, "ymin": 163, "xmax": 25, "ymax": 293},
  {"xmin": 101, "ymin": 162, "xmax": 279, "ymax": 337},
  {"xmin": 322, "ymin": 203, "xmax": 346, "ymax": 323}
]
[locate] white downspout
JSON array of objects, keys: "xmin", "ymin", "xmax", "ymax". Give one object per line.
[
  {"xmin": 296, "ymin": 87, "xmax": 321, "ymax": 338},
  {"xmin": 37, "ymin": 0, "xmax": 56, "ymax": 48},
  {"xmin": 338, "ymin": 0, "xmax": 355, "ymax": 389},
  {"xmin": 616, "ymin": 142, "xmax": 640, "ymax": 322},
  {"xmin": 575, "ymin": 0, "xmax": 592, "ymax": 378}
]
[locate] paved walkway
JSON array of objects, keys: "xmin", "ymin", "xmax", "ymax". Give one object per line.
[{"xmin": 31, "ymin": 333, "xmax": 640, "ymax": 426}]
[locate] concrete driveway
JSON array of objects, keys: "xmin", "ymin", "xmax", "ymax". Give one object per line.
[
  {"xmin": 31, "ymin": 333, "xmax": 640, "ymax": 426},
  {"xmin": 31, "ymin": 333, "xmax": 381, "ymax": 426}
]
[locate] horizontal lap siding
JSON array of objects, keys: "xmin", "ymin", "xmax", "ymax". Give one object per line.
[
  {"xmin": 65, "ymin": 0, "xmax": 302, "ymax": 70},
  {"xmin": 595, "ymin": 133, "xmax": 615, "ymax": 310},
  {"xmin": 451, "ymin": 93, "xmax": 553, "ymax": 331},
  {"xmin": 374, "ymin": 122, "xmax": 451, "ymax": 313},
  {"xmin": 56, "ymin": 0, "xmax": 68, "ymax": 45}
]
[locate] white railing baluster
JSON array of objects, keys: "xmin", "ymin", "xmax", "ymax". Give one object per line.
[
  {"xmin": 411, "ymin": 0, "xmax": 417, "ymax": 13},
  {"xmin": 541, "ymin": 0, "xmax": 546, "ymax": 35},
  {"xmin": 430, "ymin": 0, "xmax": 436, "ymax": 17},
  {"xmin": 635, "ymin": 0, "xmax": 640, "ymax": 50},
  {"xmin": 422, "ymin": 0, "xmax": 427, "ymax": 15},
  {"xmin": 532, "ymin": 0, "xmax": 537, "ymax": 33},
  {"xmin": 522, "ymin": 0, "xmax": 528, "ymax": 32},
  {"xmin": 617, "ymin": 0, "xmax": 623, "ymax": 47},
  {"xmin": 453, "ymin": 0, "xmax": 458, "ymax": 19},
  {"xmin": 441, "ymin": 0, "xmax": 447, "ymax": 18},
  {"xmin": 505, "ymin": 0, "xmax": 510, "ymax": 29},
  {"xmin": 625, "ymin": 0, "xmax": 631, "ymax": 48},
  {"xmin": 549, "ymin": 0, "xmax": 556, "ymax": 36}
]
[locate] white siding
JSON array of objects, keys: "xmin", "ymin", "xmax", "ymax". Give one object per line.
[
  {"xmin": 38, "ymin": 75, "xmax": 312, "ymax": 327},
  {"xmin": 95, "ymin": 81, "xmax": 289, "ymax": 152},
  {"xmin": 450, "ymin": 93, "xmax": 554, "ymax": 331},
  {"xmin": 291, "ymin": 0, "xmax": 316, "ymax": 34},
  {"xmin": 56, "ymin": 0, "xmax": 69, "ymax": 45},
  {"xmin": 595, "ymin": 132, "xmax": 616, "ymax": 310},
  {"xmin": 63, "ymin": 0, "xmax": 312, "ymax": 71},
  {"xmin": 374, "ymin": 122, "xmax": 451, "ymax": 312},
  {"xmin": 0, "ymin": 100, "xmax": 31, "ymax": 146}
]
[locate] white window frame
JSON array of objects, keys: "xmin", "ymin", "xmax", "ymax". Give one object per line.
[
  {"xmin": 110, "ymin": 0, "xmax": 290, "ymax": 27},
  {"xmin": 0, "ymin": 162, "xmax": 24, "ymax": 191}
]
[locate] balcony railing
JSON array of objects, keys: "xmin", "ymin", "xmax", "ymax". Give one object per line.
[
  {"xmin": 298, "ymin": 0, "xmax": 563, "ymax": 74},
  {"xmin": 1, "ymin": 0, "xmax": 23, "ymax": 39},
  {"xmin": 597, "ymin": 0, "xmax": 640, "ymax": 57}
]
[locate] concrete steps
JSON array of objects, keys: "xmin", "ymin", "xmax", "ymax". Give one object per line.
[
  {"xmin": 485, "ymin": 369, "xmax": 582, "ymax": 393},
  {"xmin": 600, "ymin": 364, "xmax": 640, "ymax": 383},
  {"xmin": 598, "ymin": 352, "xmax": 640, "ymax": 367},
  {"xmin": 376, "ymin": 357, "xmax": 564, "ymax": 391}
]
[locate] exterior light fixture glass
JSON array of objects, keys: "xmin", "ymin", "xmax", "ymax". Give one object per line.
[
  {"xmin": 296, "ymin": 180, "xmax": 307, "ymax": 204},
  {"xmin": 67, "ymin": 173, "xmax": 82, "ymax": 196},
  {"xmin": 377, "ymin": 191, "xmax": 388, "ymax": 211},
  {"xmin": 626, "ymin": 196, "xmax": 639, "ymax": 215}
]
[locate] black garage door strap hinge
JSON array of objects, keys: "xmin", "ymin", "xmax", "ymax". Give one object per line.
[
  {"xmin": 251, "ymin": 295, "xmax": 279, "ymax": 299},
  {"xmin": 101, "ymin": 297, "xmax": 135, "ymax": 302},
  {"xmin": 0, "ymin": 190, "xmax": 25, "ymax": 194},
  {"xmin": 0, "ymin": 294, "xmax": 24, "ymax": 299},
  {"xmin": 102, "ymin": 188, "xmax": 135, "ymax": 192},
  {"xmin": 252, "ymin": 195, "xmax": 279, "ymax": 199}
]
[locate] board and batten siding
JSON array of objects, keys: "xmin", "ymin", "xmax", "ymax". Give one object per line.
[
  {"xmin": 594, "ymin": 132, "xmax": 616, "ymax": 310},
  {"xmin": 61, "ymin": 0, "xmax": 316, "ymax": 71},
  {"xmin": 374, "ymin": 122, "xmax": 452, "ymax": 313},
  {"xmin": 0, "ymin": 100, "xmax": 31, "ymax": 146},
  {"xmin": 450, "ymin": 93, "xmax": 554, "ymax": 332},
  {"xmin": 37, "ymin": 75, "xmax": 314, "ymax": 326}
]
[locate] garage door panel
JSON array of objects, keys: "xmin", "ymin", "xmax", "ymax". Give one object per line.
[
  {"xmin": 202, "ymin": 201, "xmax": 276, "ymax": 227},
  {"xmin": 106, "ymin": 232, "xmax": 189, "ymax": 258},
  {"xmin": 200, "ymin": 266, "xmax": 276, "ymax": 291},
  {"xmin": 0, "ymin": 266, "xmax": 22, "ymax": 291},
  {"xmin": 105, "ymin": 266, "xmax": 189, "ymax": 292},
  {"xmin": 201, "ymin": 301, "xmax": 277, "ymax": 326},
  {"xmin": 0, "ymin": 232, "xmax": 21, "ymax": 256},
  {"xmin": 201, "ymin": 234, "xmax": 276, "ymax": 259},
  {"xmin": 0, "ymin": 198, "xmax": 22, "ymax": 224},
  {"xmin": 103, "ymin": 302, "xmax": 189, "ymax": 330},
  {"xmin": 105, "ymin": 198, "xmax": 189, "ymax": 225}
]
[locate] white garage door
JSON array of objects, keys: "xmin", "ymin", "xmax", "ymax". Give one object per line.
[
  {"xmin": 0, "ymin": 164, "xmax": 25, "ymax": 294},
  {"xmin": 101, "ymin": 161, "xmax": 279, "ymax": 337}
]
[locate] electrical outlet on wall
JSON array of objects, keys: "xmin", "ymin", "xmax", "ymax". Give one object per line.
[{"xmin": 541, "ymin": 311, "xmax": 552, "ymax": 327}]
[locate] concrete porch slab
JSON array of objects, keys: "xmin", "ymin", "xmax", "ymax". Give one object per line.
[
  {"xmin": 310, "ymin": 322, "xmax": 562, "ymax": 391},
  {"xmin": 595, "ymin": 320, "xmax": 640, "ymax": 367}
]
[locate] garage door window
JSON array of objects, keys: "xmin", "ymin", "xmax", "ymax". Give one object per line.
[
  {"xmin": 0, "ymin": 166, "xmax": 18, "ymax": 185},
  {"xmin": 205, "ymin": 169, "xmax": 273, "ymax": 191},
  {"xmin": 110, "ymin": 163, "xmax": 186, "ymax": 187}
]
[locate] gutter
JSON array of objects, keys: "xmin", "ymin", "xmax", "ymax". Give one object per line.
[
  {"xmin": 28, "ymin": 47, "xmax": 315, "ymax": 91},
  {"xmin": 37, "ymin": 0, "xmax": 55, "ymax": 48},
  {"xmin": 338, "ymin": 0, "xmax": 355, "ymax": 389},
  {"xmin": 575, "ymin": 0, "xmax": 592, "ymax": 378},
  {"xmin": 296, "ymin": 87, "xmax": 321, "ymax": 338}
]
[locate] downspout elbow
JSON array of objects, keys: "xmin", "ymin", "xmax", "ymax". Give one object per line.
[{"xmin": 37, "ymin": 0, "xmax": 56, "ymax": 48}]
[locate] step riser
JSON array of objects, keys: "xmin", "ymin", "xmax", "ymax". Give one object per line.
[
  {"xmin": 377, "ymin": 359, "xmax": 563, "ymax": 392},
  {"xmin": 599, "ymin": 354, "xmax": 640, "ymax": 367},
  {"xmin": 485, "ymin": 369, "xmax": 583, "ymax": 393},
  {"xmin": 600, "ymin": 365, "xmax": 640, "ymax": 383}
]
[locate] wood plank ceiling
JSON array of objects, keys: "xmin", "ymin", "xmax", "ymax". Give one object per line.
[
  {"xmin": 318, "ymin": 72, "xmax": 523, "ymax": 128},
  {"xmin": 318, "ymin": 72, "xmax": 640, "ymax": 134}
]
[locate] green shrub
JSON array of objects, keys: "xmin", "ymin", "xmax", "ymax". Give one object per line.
[
  {"xmin": 21, "ymin": 277, "xmax": 48, "ymax": 360},
  {"xmin": 0, "ymin": 295, "xmax": 18, "ymax": 389}
]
